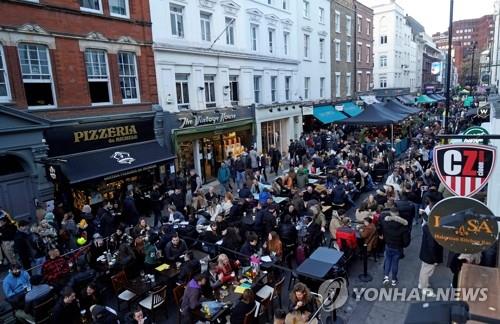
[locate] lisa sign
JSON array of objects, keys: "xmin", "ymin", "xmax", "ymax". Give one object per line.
[{"xmin": 428, "ymin": 196, "xmax": 498, "ymax": 254}]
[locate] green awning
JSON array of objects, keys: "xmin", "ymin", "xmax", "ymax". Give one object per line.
[
  {"xmin": 342, "ymin": 102, "xmax": 362, "ymax": 117},
  {"xmin": 416, "ymin": 95, "xmax": 436, "ymax": 104},
  {"xmin": 313, "ymin": 106, "xmax": 347, "ymax": 124},
  {"xmin": 172, "ymin": 118, "xmax": 254, "ymax": 143}
]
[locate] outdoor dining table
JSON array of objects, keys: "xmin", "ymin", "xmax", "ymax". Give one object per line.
[{"xmin": 125, "ymin": 277, "xmax": 156, "ymax": 298}]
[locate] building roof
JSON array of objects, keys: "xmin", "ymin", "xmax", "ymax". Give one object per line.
[{"xmin": 406, "ymin": 15, "xmax": 425, "ymax": 35}]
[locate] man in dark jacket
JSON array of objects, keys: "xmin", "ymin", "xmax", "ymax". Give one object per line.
[
  {"xmin": 418, "ymin": 223, "xmax": 443, "ymax": 297},
  {"xmin": 178, "ymin": 251, "xmax": 201, "ymax": 284},
  {"xmin": 380, "ymin": 208, "xmax": 410, "ymax": 286},
  {"xmin": 304, "ymin": 216, "xmax": 322, "ymax": 254},
  {"xmin": 14, "ymin": 221, "xmax": 35, "ymax": 272},
  {"xmin": 164, "ymin": 234, "xmax": 188, "ymax": 263},
  {"xmin": 180, "ymin": 274, "xmax": 206, "ymax": 324},
  {"xmin": 122, "ymin": 191, "xmax": 140, "ymax": 226},
  {"xmin": 52, "ymin": 287, "xmax": 81, "ymax": 324}
]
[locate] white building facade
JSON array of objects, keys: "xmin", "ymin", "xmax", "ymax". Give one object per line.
[
  {"xmin": 151, "ymin": 0, "xmax": 330, "ymax": 180},
  {"xmin": 372, "ymin": 0, "xmax": 417, "ymax": 92}
]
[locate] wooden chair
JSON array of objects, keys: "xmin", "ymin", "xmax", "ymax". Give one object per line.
[
  {"xmin": 257, "ymin": 294, "xmax": 272, "ymax": 322},
  {"xmin": 272, "ymin": 276, "xmax": 285, "ymax": 309},
  {"xmin": 110, "ymin": 270, "xmax": 136, "ymax": 311},
  {"xmin": 243, "ymin": 304, "xmax": 257, "ymax": 324},
  {"xmin": 25, "ymin": 295, "xmax": 55, "ymax": 324},
  {"xmin": 138, "ymin": 285, "xmax": 167, "ymax": 322},
  {"xmin": 172, "ymin": 284, "xmax": 185, "ymax": 324}
]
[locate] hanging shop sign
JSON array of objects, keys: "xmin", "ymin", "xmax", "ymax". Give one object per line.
[
  {"xmin": 434, "ymin": 144, "xmax": 496, "ymax": 197},
  {"xmin": 428, "ymin": 196, "xmax": 498, "ymax": 254},
  {"xmin": 44, "ymin": 119, "xmax": 155, "ymax": 156},
  {"xmin": 462, "ymin": 126, "xmax": 489, "ymax": 145},
  {"xmin": 477, "ymin": 105, "xmax": 490, "ymax": 119},
  {"xmin": 178, "ymin": 112, "xmax": 237, "ymax": 129}
]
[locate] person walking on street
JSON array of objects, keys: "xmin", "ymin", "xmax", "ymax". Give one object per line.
[
  {"xmin": 380, "ymin": 207, "xmax": 410, "ymax": 286},
  {"xmin": 418, "ymin": 222, "xmax": 443, "ymax": 297},
  {"xmin": 217, "ymin": 161, "xmax": 230, "ymax": 195}
]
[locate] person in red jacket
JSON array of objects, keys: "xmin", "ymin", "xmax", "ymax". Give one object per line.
[
  {"xmin": 216, "ymin": 253, "xmax": 238, "ymax": 284},
  {"xmin": 336, "ymin": 218, "xmax": 357, "ymax": 251}
]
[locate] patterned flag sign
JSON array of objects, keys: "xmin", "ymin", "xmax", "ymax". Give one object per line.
[{"xmin": 434, "ymin": 144, "xmax": 496, "ymax": 197}]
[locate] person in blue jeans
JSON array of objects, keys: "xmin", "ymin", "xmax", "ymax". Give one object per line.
[{"xmin": 380, "ymin": 207, "xmax": 410, "ymax": 286}]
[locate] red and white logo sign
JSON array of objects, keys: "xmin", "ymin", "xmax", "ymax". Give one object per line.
[{"xmin": 434, "ymin": 144, "xmax": 496, "ymax": 197}]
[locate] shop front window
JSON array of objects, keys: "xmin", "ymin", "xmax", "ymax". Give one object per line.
[{"xmin": 261, "ymin": 120, "xmax": 285, "ymax": 154}]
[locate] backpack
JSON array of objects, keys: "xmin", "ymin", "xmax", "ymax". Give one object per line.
[{"xmin": 295, "ymin": 244, "xmax": 308, "ymax": 265}]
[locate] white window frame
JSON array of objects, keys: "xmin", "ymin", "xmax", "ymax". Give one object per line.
[
  {"xmin": 357, "ymin": 15, "xmax": 362, "ymax": 32},
  {"xmin": 379, "ymin": 76, "xmax": 387, "ymax": 88},
  {"xmin": 285, "ymin": 76, "xmax": 291, "ymax": 101},
  {"xmin": 176, "ymin": 73, "xmax": 190, "ymax": 110},
  {"xmin": 357, "ymin": 71, "xmax": 362, "ymax": 92},
  {"xmin": 319, "ymin": 7, "xmax": 325, "ymax": 24},
  {"xmin": 0, "ymin": 45, "xmax": 11, "ymax": 102},
  {"xmin": 335, "ymin": 11, "xmax": 340, "ymax": 33},
  {"xmin": 229, "ymin": 75, "xmax": 238, "ymax": 105},
  {"xmin": 346, "ymin": 15, "xmax": 352, "ymax": 36},
  {"xmin": 304, "ymin": 34, "xmax": 310, "ymax": 59},
  {"xmin": 85, "ymin": 48, "xmax": 112, "ymax": 106},
  {"xmin": 366, "ymin": 45, "xmax": 371, "ymax": 63},
  {"xmin": 283, "ymin": 31, "xmax": 289, "ymax": 55},
  {"xmin": 118, "ymin": 51, "xmax": 140, "ymax": 104},
  {"xmin": 346, "ymin": 42, "xmax": 351, "ymax": 62},
  {"xmin": 254, "ymin": 75, "xmax": 261, "ymax": 104},
  {"xmin": 80, "ymin": 0, "xmax": 103, "ymax": 14},
  {"xmin": 282, "ymin": 0, "xmax": 288, "ymax": 10},
  {"xmin": 109, "ymin": 0, "xmax": 129, "ymax": 19},
  {"xmin": 320, "ymin": 77, "xmax": 325, "ymax": 98},
  {"xmin": 18, "ymin": 43, "xmax": 56, "ymax": 109},
  {"xmin": 304, "ymin": 77, "xmax": 310, "ymax": 99},
  {"xmin": 170, "ymin": 4, "xmax": 184, "ymax": 38},
  {"xmin": 251, "ymin": 24, "xmax": 259, "ymax": 51},
  {"xmin": 366, "ymin": 19, "xmax": 371, "ymax": 35},
  {"xmin": 319, "ymin": 38, "xmax": 325, "ymax": 61},
  {"xmin": 268, "ymin": 28, "xmax": 275, "ymax": 54},
  {"xmin": 335, "ymin": 72, "xmax": 341, "ymax": 98},
  {"xmin": 200, "ymin": 12, "xmax": 212, "ymax": 42},
  {"xmin": 335, "ymin": 39, "xmax": 341, "ymax": 61},
  {"xmin": 303, "ymin": 0, "xmax": 310, "ymax": 18},
  {"xmin": 346, "ymin": 73, "xmax": 351, "ymax": 96},
  {"xmin": 271, "ymin": 76, "xmax": 277, "ymax": 102},
  {"xmin": 226, "ymin": 17, "xmax": 235, "ymax": 45},
  {"xmin": 204, "ymin": 75, "xmax": 216, "ymax": 108},
  {"xmin": 357, "ymin": 43, "xmax": 362, "ymax": 62},
  {"xmin": 380, "ymin": 55, "xmax": 387, "ymax": 67}
]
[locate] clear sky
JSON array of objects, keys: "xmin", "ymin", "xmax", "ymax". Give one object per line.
[{"xmin": 360, "ymin": 0, "xmax": 496, "ymax": 35}]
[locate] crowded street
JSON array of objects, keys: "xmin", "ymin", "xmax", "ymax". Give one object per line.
[{"xmin": 0, "ymin": 0, "xmax": 499, "ymax": 323}]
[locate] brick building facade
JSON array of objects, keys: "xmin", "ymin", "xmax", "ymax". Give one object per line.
[
  {"xmin": 0, "ymin": 0, "xmax": 157, "ymax": 119},
  {"xmin": 432, "ymin": 15, "xmax": 494, "ymax": 86}
]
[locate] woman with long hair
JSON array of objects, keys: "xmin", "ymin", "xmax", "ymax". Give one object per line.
[
  {"xmin": 288, "ymin": 282, "xmax": 317, "ymax": 320},
  {"xmin": 216, "ymin": 253, "xmax": 237, "ymax": 284},
  {"xmin": 264, "ymin": 231, "xmax": 283, "ymax": 261}
]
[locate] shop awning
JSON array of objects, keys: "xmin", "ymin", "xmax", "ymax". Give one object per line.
[
  {"xmin": 59, "ymin": 141, "xmax": 175, "ymax": 184},
  {"xmin": 428, "ymin": 94, "xmax": 444, "ymax": 101},
  {"xmin": 416, "ymin": 95, "xmax": 437, "ymax": 104},
  {"xmin": 360, "ymin": 95, "xmax": 381, "ymax": 105},
  {"xmin": 343, "ymin": 103, "xmax": 409, "ymax": 125},
  {"xmin": 384, "ymin": 99, "xmax": 421, "ymax": 114},
  {"xmin": 342, "ymin": 102, "xmax": 363, "ymax": 117},
  {"xmin": 313, "ymin": 105, "xmax": 348, "ymax": 124},
  {"xmin": 396, "ymin": 96, "xmax": 413, "ymax": 105}
]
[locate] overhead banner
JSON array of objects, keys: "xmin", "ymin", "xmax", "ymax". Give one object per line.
[{"xmin": 434, "ymin": 144, "xmax": 496, "ymax": 197}]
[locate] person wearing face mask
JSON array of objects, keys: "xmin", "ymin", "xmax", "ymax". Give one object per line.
[{"xmin": 2, "ymin": 263, "xmax": 31, "ymax": 308}]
